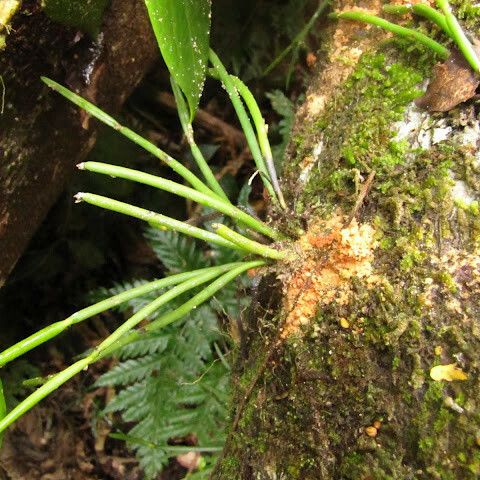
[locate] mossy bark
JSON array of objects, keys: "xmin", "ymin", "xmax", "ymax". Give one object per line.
[
  {"xmin": 213, "ymin": 1, "xmax": 480, "ymax": 478},
  {"xmin": 0, "ymin": 0, "xmax": 157, "ymax": 287}
]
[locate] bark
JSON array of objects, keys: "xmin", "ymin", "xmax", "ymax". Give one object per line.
[
  {"xmin": 213, "ymin": 1, "xmax": 480, "ymax": 479},
  {"xmin": 0, "ymin": 0, "xmax": 157, "ymax": 287}
]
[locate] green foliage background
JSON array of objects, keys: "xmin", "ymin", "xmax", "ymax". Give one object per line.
[{"xmin": 92, "ymin": 228, "xmax": 249, "ymax": 478}]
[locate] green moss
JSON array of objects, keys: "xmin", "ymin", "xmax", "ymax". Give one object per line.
[
  {"xmin": 419, "ymin": 436, "xmax": 435, "ymax": 453},
  {"xmin": 399, "ymin": 249, "xmax": 424, "ymax": 271},
  {"xmin": 451, "ymin": 0, "xmax": 480, "ymax": 29},
  {"xmin": 436, "ymin": 271, "xmax": 459, "ymax": 293},
  {"xmin": 392, "ymin": 356, "xmax": 401, "ymax": 369},
  {"xmin": 302, "ymin": 51, "xmax": 425, "ymax": 203},
  {"xmin": 213, "ymin": 455, "xmax": 241, "ymax": 479},
  {"xmin": 455, "ymin": 198, "xmax": 480, "ymax": 216},
  {"xmin": 410, "ymin": 380, "xmax": 480, "ymax": 478}
]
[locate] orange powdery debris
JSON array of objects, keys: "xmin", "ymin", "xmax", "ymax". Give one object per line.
[
  {"xmin": 247, "ymin": 267, "xmax": 260, "ymax": 278},
  {"xmin": 281, "ymin": 216, "xmax": 377, "ymax": 338},
  {"xmin": 331, "ymin": 3, "xmax": 384, "ymax": 64}
]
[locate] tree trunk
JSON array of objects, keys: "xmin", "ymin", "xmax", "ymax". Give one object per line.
[
  {"xmin": 213, "ymin": 1, "xmax": 480, "ymax": 478},
  {"xmin": 0, "ymin": 0, "xmax": 157, "ymax": 287}
]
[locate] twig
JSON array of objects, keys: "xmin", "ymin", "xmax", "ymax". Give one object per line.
[
  {"xmin": 154, "ymin": 91, "xmax": 246, "ymax": 147},
  {"xmin": 216, "ymin": 146, "xmax": 251, "ymax": 179},
  {"xmin": 347, "ymin": 170, "xmax": 376, "ymax": 225}
]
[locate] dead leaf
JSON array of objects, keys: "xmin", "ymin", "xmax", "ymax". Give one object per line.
[
  {"xmin": 416, "ymin": 46, "xmax": 480, "ymax": 112},
  {"xmin": 430, "ymin": 363, "xmax": 468, "ymax": 382},
  {"xmin": 177, "ymin": 451, "xmax": 201, "ymax": 471}
]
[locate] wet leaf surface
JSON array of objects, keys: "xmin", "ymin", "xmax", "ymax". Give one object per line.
[{"xmin": 145, "ymin": 0, "xmax": 211, "ymax": 120}]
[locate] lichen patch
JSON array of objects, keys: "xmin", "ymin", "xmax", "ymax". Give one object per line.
[
  {"xmin": 422, "ymin": 248, "xmax": 480, "ymax": 313},
  {"xmin": 281, "ymin": 215, "xmax": 378, "ymax": 337}
]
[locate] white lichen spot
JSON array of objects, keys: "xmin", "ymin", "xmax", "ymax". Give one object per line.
[
  {"xmin": 459, "ymin": 122, "xmax": 480, "ymax": 148},
  {"xmin": 431, "ymin": 125, "xmax": 453, "ymax": 145},
  {"xmin": 394, "ymin": 104, "xmax": 455, "ymax": 151},
  {"xmin": 298, "ymin": 140, "xmax": 323, "ymax": 184},
  {"xmin": 313, "ymin": 140, "xmax": 324, "ymax": 159},
  {"xmin": 306, "ymin": 93, "xmax": 326, "ymax": 117},
  {"xmin": 393, "ymin": 104, "xmax": 431, "ymax": 148},
  {"xmin": 451, "ymin": 177, "xmax": 477, "ymax": 206}
]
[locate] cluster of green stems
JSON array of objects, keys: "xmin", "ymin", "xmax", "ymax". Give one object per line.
[
  {"xmin": 333, "ymin": 0, "xmax": 480, "ymax": 73},
  {"xmin": 0, "ymin": 49, "xmax": 290, "ymax": 437}
]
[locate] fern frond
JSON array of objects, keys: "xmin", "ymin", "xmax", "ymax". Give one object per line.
[
  {"xmin": 211, "ymin": 274, "xmax": 250, "ymax": 319},
  {"xmin": 104, "ymin": 383, "xmax": 147, "ymax": 417},
  {"xmin": 137, "ymin": 445, "xmax": 170, "ymax": 479},
  {"xmin": 118, "ymin": 332, "xmax": 171, "ymax": 360},
  {"xmin": 93, "ymin": 218, "xmax": 251, "ymax": 478},
  {"xmin": 145, "ymin": 228, "xmax": 208, "ymax": 273},
  {"xmin": 98, "ymin": 298, "xmax": 232, "ymax": 479},
  {"xmin": 96, "ymin": 352, "xmax": 167, "ymax": 387},
  {"xmin": 266, "ymin": 90, "xmax": 294, "ymax": 165}
]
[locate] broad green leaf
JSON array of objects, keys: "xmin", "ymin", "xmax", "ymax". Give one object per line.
[
  {"xmin": 145, "ymin": 0, "xmax": 211, "ymax": 120},
  {"xmin": 43, "ymin": 0, "xmax": 110, "ymax": 37},
  {"xmin": 0, "ymin": 379, "xmax": 6, "ymax": 448}
]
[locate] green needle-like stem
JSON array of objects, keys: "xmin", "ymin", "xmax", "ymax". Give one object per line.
[
  {"xmin": 381, "ymin": 4, "xmax": 410, "ymax": 15},
  {"xmin": 79, "ymin": 162, "xmax": 283, "ymax": 241},
  {"xmin": 0, "ymin": 266, "xmax": 237, "ymax": 368},
  {"xmin": 208, "ymin": 49, "xmax": 278, "ymax": 203},
  {"xmin": 0, "ymin": 264, "xmax": 245, "ymax": 434},
  {"xmin": 333, "ymin": 11, "xmax": 450, "ymax": 59},
  {"xmin": 170, "ymin": 77, "xmax": 229, "ymax": 202},
  {"xmin": 229, "ymin": 76, "xmax": 287, "ymax": 210},
  {"xmin": 436, "ymin": 0, "xmax": 480, "ymax": 72},
  {"xmin": 412, "ymin": 4, "xmax": 452, "ymax": 38},
  {"xmin": 383, "ymin": 4, "xmax": 452, "ymax": 38},
  {"xmin": 41, "ymin": 77, "xmax": 222, "ymax": 201},
  {"xmin": 212, "ymin": 223, "xmax": 288, "ymax": 260},
  {"xmin": 97, "ymin": 260, "xmax": 266, "ymax": 358},
  {"xmin": 75, "ymin": 192, "xmax": 244, "ymax": 250}
]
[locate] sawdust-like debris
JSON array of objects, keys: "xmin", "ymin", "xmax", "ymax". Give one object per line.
[{"xmin": 281, "ymin": 215, "xmax": 378, "ymax": 337}]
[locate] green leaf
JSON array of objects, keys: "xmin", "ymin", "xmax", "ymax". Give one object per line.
[
  {"xmin": 43, "ymin": 0, "xmax": 110, "ymax": 38},
  {"xmin": 0, "ymin": 379, "xmax": 6, "ymax": 448},
  {"xmin": 145, "ymin": 0, "xmax": 211, "ymax": 120},
  {"xmin": 145, "ymin": 229, "xmax": 208, "ymax": 273},
  {"xmin": 266, "ymin": 90, "xmax": 294, "ymax": 168}
]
